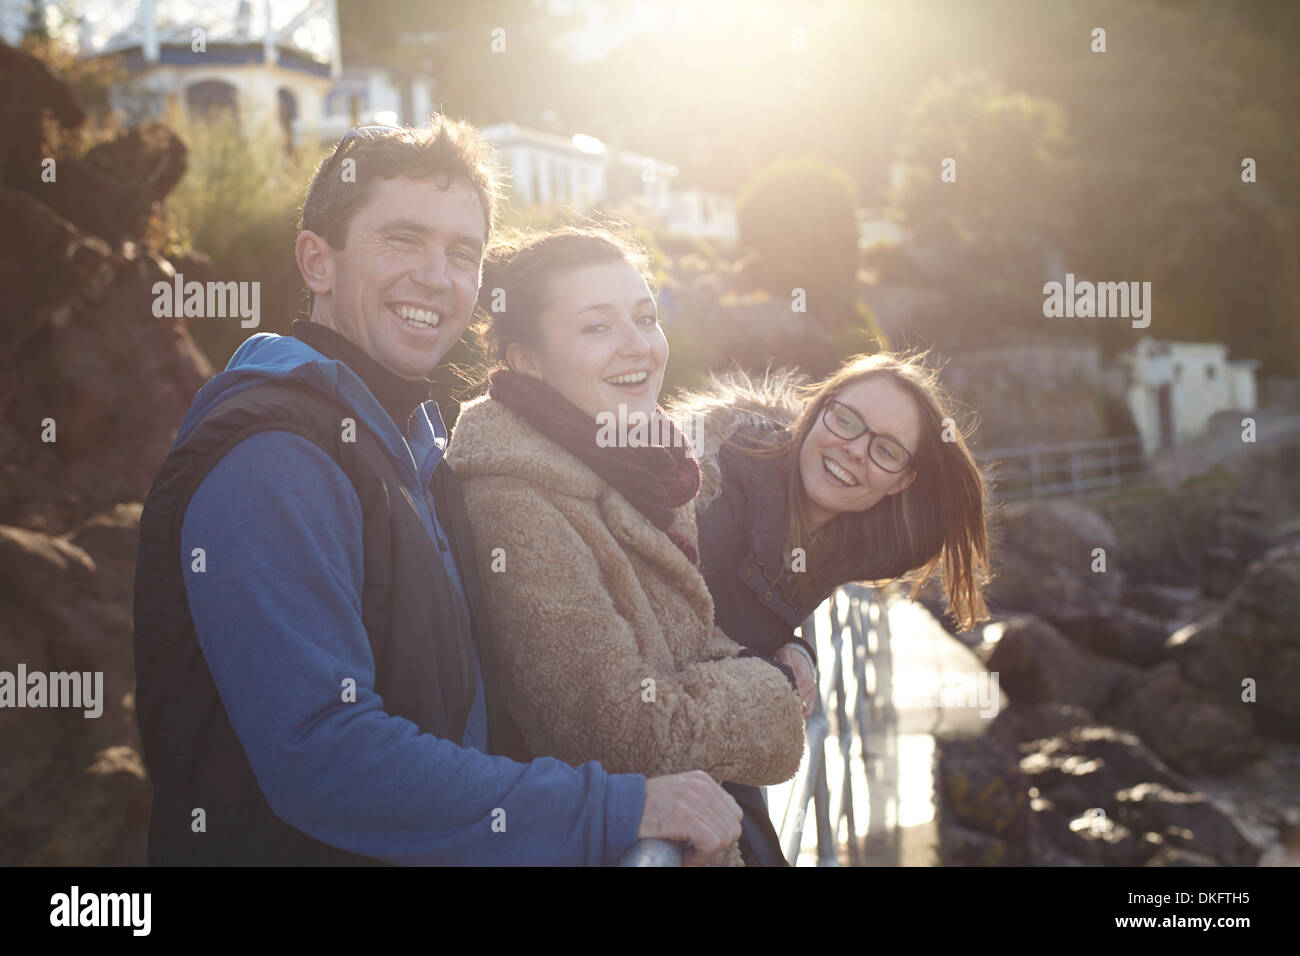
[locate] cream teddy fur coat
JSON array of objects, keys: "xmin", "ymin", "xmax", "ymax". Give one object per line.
[{"xmin": 446, "ymin": 393, "xmax": 806, "ymax": 866}]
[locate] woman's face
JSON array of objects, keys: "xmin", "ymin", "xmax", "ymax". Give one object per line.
[
  {"xmin": 507, "ymin": 260, "xmax": 667, "ymax": 423},
  {"xmin": 797, "ymin": 375, "xmax": 923, "ymax": 530}
]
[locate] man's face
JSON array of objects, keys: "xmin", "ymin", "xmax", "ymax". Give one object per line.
[{"xmin": 318, "ymin": 176, "xmax": 486, "ymax": 379}]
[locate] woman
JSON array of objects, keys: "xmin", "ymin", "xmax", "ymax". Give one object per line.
[
  {"xmin": 672, "ymin": 355, "xmax": 991, "ymax": 667},
  {"xmin": 445, "ymin": 226, "xmax": 806, "ymax": 867},
  {"xmin": 667, "ymin": 357, "xmax": 992, "ymax": 863}
]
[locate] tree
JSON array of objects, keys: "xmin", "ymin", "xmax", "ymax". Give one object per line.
[{"xmin": 737, "ymin": 156, "xmax": 863, "ymax": 328}]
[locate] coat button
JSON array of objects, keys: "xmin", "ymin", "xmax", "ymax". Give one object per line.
[
  {"xmin": 745, "ymin": 568, "xmax": 754, "ymax": 577},
  {"xmin": 764, "ymin": 591, "xmax": 773, "ymax": 600}
]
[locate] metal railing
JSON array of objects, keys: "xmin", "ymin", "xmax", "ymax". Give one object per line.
[
  {"xmin": 619, "ymin": 585, "xmax": 884, "ymax": 866},
  {"xmin": 977, "ymin": 435, "xmax": 1147, "ymax": 500}
]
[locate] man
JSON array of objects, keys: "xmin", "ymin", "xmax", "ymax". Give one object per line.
[{"xmin": 132, "ymin": 117, "xmax": 743, "ymax": 865}]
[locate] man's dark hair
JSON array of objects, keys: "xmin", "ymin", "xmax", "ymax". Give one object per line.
[{"xmin": 300, "ymin": 114, "xmax": 502, "ymax": 250}]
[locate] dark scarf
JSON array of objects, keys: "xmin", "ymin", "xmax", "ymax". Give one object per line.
[
  {"xmin": 291, "ymin": 320, "xmax": 434, "ymax": 433},
  {"xmin": 488, "ymin": 369, "xmax": 702, "ymax": 564}
]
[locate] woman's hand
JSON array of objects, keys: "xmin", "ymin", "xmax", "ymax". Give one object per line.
[{"xmin": 773, "ymin": 644, "xmax": 817, "ymax": 719}]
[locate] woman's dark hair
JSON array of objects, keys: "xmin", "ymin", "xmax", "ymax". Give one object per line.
[{"xmin": 471, "ymin": 224, "xmax": 655, "ymax": 371}]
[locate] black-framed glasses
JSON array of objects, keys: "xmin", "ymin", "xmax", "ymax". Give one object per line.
[{"xmin": 821, "ymin": 398, "xmax": 914, "ymax": 473}]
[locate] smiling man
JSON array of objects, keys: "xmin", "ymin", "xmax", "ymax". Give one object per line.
[{"xmin": 131, "ymin": 118, "xmax": 744, "ymax": 866}]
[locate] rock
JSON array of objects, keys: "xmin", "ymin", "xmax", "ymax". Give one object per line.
[
  {"xmin": 1023, "ymin": 808, "xmax": 1088, "ymax": 866},
  {"xmin": 1114, "ymin": 782, "xmax": 1262, "ymax": 867},
  {"xmin": 1167, "ymin": 541, "xmax": 1300, "ymax": 740},
  {"xmin": 937, "ymin": 823, "xmax": 1009, "ymax": 866},
  {"xmin": 0, "ymin": 40, "xmax": 206, "ymax": 868},
  {"xmin": 1017, "ymin": 724, "xmax": 1191, "ymax": 799},
  {"xmin": 1124, "ymin": 583, "xmax": 1202, "ymax": 621},
  {"xmin": 941, "ymin": 728, "xmax": 1029, "ymax": 858},
  {"xmin": 1143, "ymin": 846, "xmax": 1221, "ymax": 866},
  {"xmin": 986, "ymin": 499, "xmax": 1124, "ymax": 620},
  {"xmin": 1107, "ymin": 661, "xmax": 1261, "ymax": 774},
  {"xmin": 71, "ymin": 504, "xmax": 144, "ymax": 563},
  {"xmin": 0, "ymin": 197, "xmax": 211, "ymax": 530},
  {"xmin": 983, "ymin": 615, "xmax": 1138, "ymax": 714},
  {"xmin": 988, "ymin": 701, "xmax": 1096, "ymax": 755},
  {"xmin": 1052, "ymin": 604, "xmax": 1175, "ymax": 668},
  {"xmin": 0, "ymin": 525, "xmax": 95, "ymax": 606},
  {"xmin": 1029, "ymin": 793, "xmax": 1147, "ymax": 865}
]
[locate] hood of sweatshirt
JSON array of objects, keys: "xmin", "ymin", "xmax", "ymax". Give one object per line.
[
  {"xmin": 663, "ymin": 367, "xmax": 807, "ymax": 509},
  {"xmin": 175, "ymin": 332, "xmax": 438, "ymax": 483}
]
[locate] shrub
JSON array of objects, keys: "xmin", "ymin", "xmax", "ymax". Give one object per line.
[
  {"xmin": 735, "ymin": 156, "xmax": 860, "ymax": 329},
  {"xmin": 163, "ymin": 106, "xmax": 320, "ymax": 368}
]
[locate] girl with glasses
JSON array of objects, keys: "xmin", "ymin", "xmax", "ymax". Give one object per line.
[{"xmin": 667, "ymin": 353, "xmax": 992, "ymax": 864}]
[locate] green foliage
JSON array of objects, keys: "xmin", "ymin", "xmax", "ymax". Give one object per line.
[
  {"xmin": 735, "ymin": 156, "xmax": 860, "ymax": 330},
  {"xmin": 888, "ymin": 71, "xmax": 1074, "ymax": 346},
  {"xmin": 163, "ymin": 106, "xmax": 321, "ymax": 367}
]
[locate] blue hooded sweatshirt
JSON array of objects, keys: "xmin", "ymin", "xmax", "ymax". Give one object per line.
[{"xmin": 176, "ymin": 332, "xmax": 645, "ymax": 865}]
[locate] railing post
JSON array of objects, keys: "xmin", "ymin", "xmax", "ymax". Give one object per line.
[{"xmin": 1030, "ymin": 447, "xmax": 1042, "ymax": 497}]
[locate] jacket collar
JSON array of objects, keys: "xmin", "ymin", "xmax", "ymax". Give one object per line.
[
  {"xmin": 289, "ymin": 319, "xmax": 434, "ymax": 433},
  {"xmin": 449, "ymin": 393, "xmax": 714, "ymax": 618},
  {"xmin": 178, "ymin": 332, "xmax": 444, "ymax": 486}
]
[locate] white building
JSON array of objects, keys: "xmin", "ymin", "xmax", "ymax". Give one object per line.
[
  {"xmin": 318, "ymin": 64, "xmax": 437, "ymax": 140},
  {"xmin": 481, "ymin": 123, "xmax": 719, "ymax": 233},
  {"xmin": 665, "ymin": 190, "xmax": 737, "ymax": 242},
  {"xmin": 82, "ymin": 0, "xmax": 341, "ymax": 149},
  {"xmin": 1122, "ymin": 337, "xmax": 1259, "ymax": 454},
  {"xmin": 481, "ymin": 123, "xmax": 609, "ymax": 210}
]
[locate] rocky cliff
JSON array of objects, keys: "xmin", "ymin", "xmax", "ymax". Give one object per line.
[{"xmin": 0, "ymin": 42, "xmax": 212, "ymax": 865}]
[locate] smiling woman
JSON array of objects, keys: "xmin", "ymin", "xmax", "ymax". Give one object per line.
[
  {"xmin": 444, "ymin": 225, "xmax": 808, "ymax": 866},
  {"xmin": 673, "ymin": 354, "xmax": 991, "ymax": 638}
]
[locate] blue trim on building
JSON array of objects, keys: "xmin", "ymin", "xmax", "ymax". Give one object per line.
[{"xmin": 101, "ymin": 43, "xmax": 331, "ymax": 78}]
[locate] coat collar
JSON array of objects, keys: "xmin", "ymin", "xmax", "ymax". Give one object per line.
[{"xmin": 448, "ymin": 393, "xmax": 716, "ymax": 620}]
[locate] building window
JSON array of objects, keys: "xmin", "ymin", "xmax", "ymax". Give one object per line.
[
  {"xmin": 1206, "ymin": 364, "xmax": 1217, "ymax": 380},
  {"xmin": 185, "ymin": 80, "xmax": 238, "ymax": 118}
]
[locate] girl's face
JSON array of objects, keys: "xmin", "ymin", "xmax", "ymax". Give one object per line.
[
  {"xmin": 797, "ymin": 375, "xmax": 922, "ymax": 531},
  {"xmin": 507, "ymin": 260, "xmax": 667, "ymax": 423}
]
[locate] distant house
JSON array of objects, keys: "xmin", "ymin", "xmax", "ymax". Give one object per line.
[
  {"xmin": 664, "ymin": 190, "xmax": 737, "ymax": 242},
  {"xmin": 481, "ymin": 122, "xmax": 730, "ymax": 238},
  {"xmin": 480, "ymin": 123, "xmax": 609, "ymax": 210},
  {"xmin": 318, "ymin": 64, "xmax": 437, "ymax": 140},
  {"xmin": 1121, "ymin": 337, "xmax": 1259, "ymax": 454},
  {"xmin": 80, "ymin": 0, "xmax": 341, "ymax": 149}
]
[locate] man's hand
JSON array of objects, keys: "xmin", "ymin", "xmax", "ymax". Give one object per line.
[
  {"xmin": 774, "ymin": 644, "xmax": 817, "ymax": 719},
  {"xmin": 637, "ymin": 770, "xmax": 743, "ymax": 865}
]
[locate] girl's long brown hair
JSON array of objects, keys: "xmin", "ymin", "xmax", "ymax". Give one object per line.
[{"xmin": 682, "ymin": 352, "xmax": 992, "ymax": 631}]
